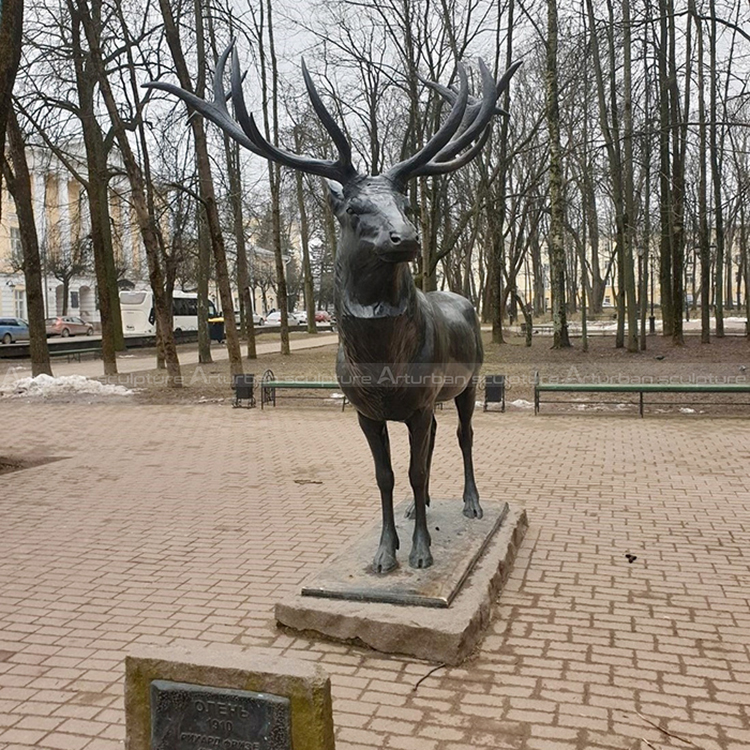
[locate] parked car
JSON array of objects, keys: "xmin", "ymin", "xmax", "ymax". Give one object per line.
[
  {"xmin": 0, "ymin": 317, "xmax": 30, "ymax": 344},
  {"xmin": 45, "ymin": 316, "xmax": 94, "ymax": 337},
  {"xmin": 295, "ymin": 310, "xmax": 308, "ymax": 325},
  {"xmin": 315, "ymin": 310, "xmax": 331, "ymax": 323},
  {"xmin": 252, "ymin": 312, "xmax": 265, "ymax": 326},
  {"xmin": 265, "ymin": 310, "xmax": 299, "ymax": 327}
]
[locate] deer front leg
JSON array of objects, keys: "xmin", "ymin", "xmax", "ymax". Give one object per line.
[
  {"xmin": 455, "ymin": 386, "xmax": 483, "ymax": 519},
  {"xmin": 406, "ymin": 408, "xmax": 434, "ymax": 569},
  {"xmin": 358, "ymin": 413, "xmax": 399, "ymax": 573},
  {"xmin": 404, "ymin": 414, "xmax": 437, "ymax": 520}
]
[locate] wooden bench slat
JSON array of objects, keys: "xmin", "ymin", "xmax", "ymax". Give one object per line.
[
  {"xmin": 536, "ymin": 383, "xmax": 750, "ymax": 393},
  {"xmin": 263, "ymin": 381, "xmax": 340, "ymax": 389},
  {"xmin": 534, "ymin": 371, "xmax": 750, "ymax": 416}
]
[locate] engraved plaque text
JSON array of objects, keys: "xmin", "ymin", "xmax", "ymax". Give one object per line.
[{"xmin": 150, "ymin": 680, "xmax": 291, "ymax": 750}]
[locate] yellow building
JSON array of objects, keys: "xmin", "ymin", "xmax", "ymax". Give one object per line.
[{"xmin": 0, "ymin": 143, "xmax": 143, "ymax": 322}]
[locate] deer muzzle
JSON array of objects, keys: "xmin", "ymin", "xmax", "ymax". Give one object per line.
[{"xmin": 378, "ymin": 228, "xmax": 420, "ymax": 263}]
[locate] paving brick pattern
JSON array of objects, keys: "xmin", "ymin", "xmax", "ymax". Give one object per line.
[{"xmin": 0, "ymin": 403, "xmax": 749, "ymax": 749}]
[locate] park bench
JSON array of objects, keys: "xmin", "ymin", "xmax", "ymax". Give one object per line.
[
  {"xmin": 260, "ymin": 369, "xmax": 347, "ymax": 411},
  {"xmin": 49, "ymin": 347, "xmax": 102, "ymax": 363},
  {"xmin": 534, "ymin": 371, "xmax": 750, "ymax": 417}
]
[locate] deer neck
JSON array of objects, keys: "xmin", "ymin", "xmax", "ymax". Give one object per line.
[{"xmin": 336, "ymin": 250, "xmax": 417, "ymax": 319}]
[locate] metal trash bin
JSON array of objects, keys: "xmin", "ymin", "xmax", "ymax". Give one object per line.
[
  {"xmin": 483, "ymin": 374, "xmax": 506, "ymax": 412},
  {"xmin": 208, "ymin": 316, "xmax": 225, "ymax": 342},
  {"xmin": 233, "ymin": 373, "xmax": 255, "ymax": 408}
]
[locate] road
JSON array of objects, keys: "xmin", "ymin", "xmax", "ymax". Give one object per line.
[{"xmin": 0, "ymin": 333, "xmax": 339, "ymax": 382}]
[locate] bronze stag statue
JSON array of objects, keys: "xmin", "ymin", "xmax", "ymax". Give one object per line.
[{"xmin": 146, "ymin": 44, "xmax": 520, "ymax": 574}]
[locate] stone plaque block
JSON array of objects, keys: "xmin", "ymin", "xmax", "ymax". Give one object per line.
[
  {"xmin": 150, "ymin": 680, "xmax": 290, "ymax": 749},
  {"xmin": 125, "ymin": 647, "xmax": 334, "ymax": 750}
]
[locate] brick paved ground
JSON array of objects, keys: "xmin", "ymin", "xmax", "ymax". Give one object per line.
[{"xmin": 0, "ymin": 402, "xmax": 749, "ymax": 750}]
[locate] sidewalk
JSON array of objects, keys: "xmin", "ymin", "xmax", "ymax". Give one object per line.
[{"xmin": 1, "ymin": 404, "xmax": 749, "ymax": 749}]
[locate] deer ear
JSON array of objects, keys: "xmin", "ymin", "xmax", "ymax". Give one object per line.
[{"xmin": 327, "ymin": 180, "xmax": 345, "ymax": 216}]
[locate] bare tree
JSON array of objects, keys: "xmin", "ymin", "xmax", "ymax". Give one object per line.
[
  {"xmin": 2, "ymin": 106, "xmax": 52, "ymax": 375},
  {"xmin": 155, "ymin": 0, "xmax": 244, "ymax": 375},
  {"xmin": 546, "ymin": 0, "xmax": 570, "ymax": 348}
]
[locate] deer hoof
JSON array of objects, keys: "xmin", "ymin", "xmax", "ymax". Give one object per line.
[
  {"xmin": 409, "ymin": 543, "xmax": 433, "ymax": 570},
  {"xmin": 463, "ymin": 497, "xmax": 483, "ymax": 519},
  {"xmin": 373, "ymin": 547, "xmax": 398, "ymax": 574}
]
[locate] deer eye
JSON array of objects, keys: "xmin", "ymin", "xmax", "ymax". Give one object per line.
[{"xmin": 346, "ymin": 201, "xmax": 366, "ymax": 216}]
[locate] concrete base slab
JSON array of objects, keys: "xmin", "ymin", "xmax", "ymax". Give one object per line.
[
  {"xmin": 275, "ymin": 504, "xmax": 528, "ymax": 665},
  {"xmin": 301, "ymin": 499, "xmax": 510, "ymax": 607}
]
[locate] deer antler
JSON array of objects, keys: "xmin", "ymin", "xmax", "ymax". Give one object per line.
[
  {"xmin": 386, "ymin": 58, "xmax": 522, "ymax": 186},
  {"xmin": 144, "ymin": 41, "xmax": 358, "ymax": 184},
  {"xmin": 418, "ymin": 59, "xmax": 523, "ymax": 120},
  {"xmin": 385, "ymin": 64, "xmax": 470, "ymax": 188}
]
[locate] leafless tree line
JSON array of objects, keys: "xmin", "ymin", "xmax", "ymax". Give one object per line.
[{"xmin": 1, "ymin": 0, "xmax": 748, "ymax": 383}]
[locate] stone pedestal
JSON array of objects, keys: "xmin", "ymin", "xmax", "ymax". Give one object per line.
[{"xmin": 276, "ymin": 502, "xmax": 528, "ymax": 665}]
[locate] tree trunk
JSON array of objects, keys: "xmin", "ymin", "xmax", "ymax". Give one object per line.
[
  {"xmin": 207, "ymin": 8, "xmax": 256, "ymax": 361},
  {"xmin": 293, "ymin": 147, "xmax": 316, "ymax": 335},
  {"xmin": 640, "ymin": 36, "xmax": 652, "ymax": 351},
  {"xmin": 657, "ymin": 0, "xmax": 674, "ymax": 337},
  {"xmin": 197, "ymin": 206, "xmax": 213, "ymax": 364},
  {"xmin": 742, "ymin": 221, "xmax": 749, "ymax": 337},
  {"xmin": 546, "ymin": 0, "xmax": 570, "ymax": 348},
  {"xmin": 69, "ymin": 6, "xmax": 122, "ymax": 372},
  {"xmin": 581, "ymin": 247, "xmax": 588, "ymax": 353},
  {"xmin": 226, "ymin": 136, "xmax": 257, "ymax": 358},
  {"xmin": 530, "ymin": 233, "xmax": 545, "ymax": 316},
  {"xmin": 621, "ymin": 0, "xmax": 638, "ymax": 352},
  {"xmin": 0, "ymin": 0, "xmax": 23, "ymax": 157},
  {"xmin": 490, "ymin": 233, "xmax": 505, "ymax": 344},
  {"xmin": 709, "ymin": 0, "xmax": 724, "ymax": 337},
  {"xmin": 3, "ymin": 108, "xmax": 52, "ymax": 376},
  {"xmin": 693, "ymin": 3, "xmax": 711, "ymax": 344},
  {"xmin": 615, "ymin": 230, "xmax": 625, "ymax": 348},
  {"xmin": 670, "ymin": 0, "xmax": 690, "ymax": 347}
]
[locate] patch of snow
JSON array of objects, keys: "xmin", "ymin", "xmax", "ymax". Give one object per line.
[
  {"xmin": 329, "ymin": 392, "xmax": 345, "ymax": 399},
  {"xmin": 0, "ymin": 374, "xmax": 133, "ymax": 398},
  {"xmin": 679, "ymin": 407, "xmax": 696, "ymax": 414},
  {"xmin": 508, "ymin": 399, "xmax": 534, "ymax": 410},
  {"xmin": 573, "ymin": 403, "xmax": 607, "ymax": 411}
]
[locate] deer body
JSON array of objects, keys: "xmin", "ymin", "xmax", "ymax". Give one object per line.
[
  {"xmin": 328, "ymin": 174, "xmax": 485, "ymax": 571},
  {"xmin": 336, "ymin": 289, "xmax": 483, "ymax": 422},
  {"xmin": 147, "ymin": 43, "xmax": 519, "ymax": 574}
]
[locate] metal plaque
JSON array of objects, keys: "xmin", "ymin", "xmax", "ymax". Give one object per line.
[{"xmin": 150, "ymin": 680, "xmax": 291, "ymax": 750}]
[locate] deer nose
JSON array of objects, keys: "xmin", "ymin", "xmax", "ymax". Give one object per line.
[{"xmin": 388, "ymin": 228, "xmax": 419, "ymax": 249}]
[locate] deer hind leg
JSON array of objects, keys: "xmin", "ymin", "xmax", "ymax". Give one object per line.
[
  {"xmin": 358, "ymin": 413, "xmax": 399, "ymax": 573},
  {"xmin": 455, "ymin": 386, "xmax": 483, "ymax": 519},
  {"xmin": 404, "ymin": 414, "xmax": 437, "ymax": 520},
  {"xmin": 406, "ymin": 408, "xmax": 434, "ymax": 569}
]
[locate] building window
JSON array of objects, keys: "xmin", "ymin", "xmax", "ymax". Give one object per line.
[
  {"xmin": 10, "ymin": 226, "xmax": 22, "ymax": 260},
  {"xmin": 14, "ymin": 289, "xmax": 27, "ymax": 319},
  {"xmin": 70, "ymin": 291, "xmax": 79, "ymax": 309}
]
